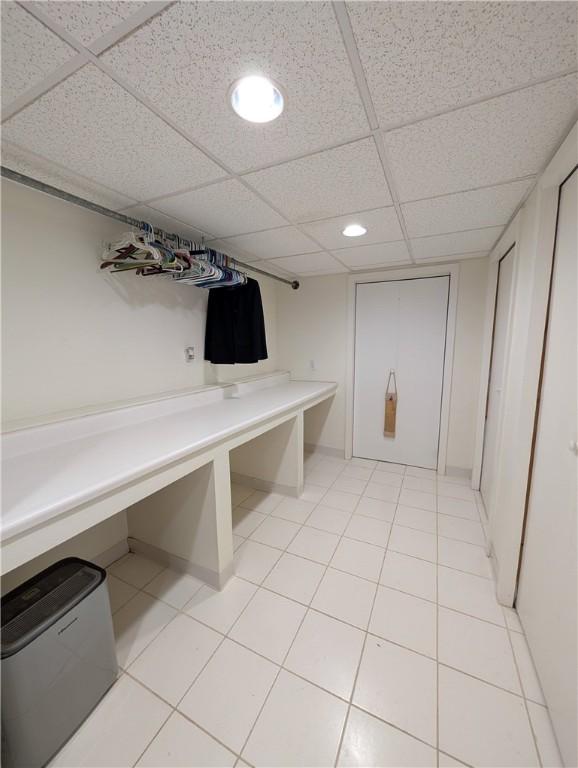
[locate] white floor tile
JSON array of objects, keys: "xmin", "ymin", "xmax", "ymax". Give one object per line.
[
  {"xmin": 263, "ymin": 552, "xmax": 325, "ymax": 605},
  {"xmin": 350, "ymin": 457, "xmax": 378, "ymax": 469},
  {"xmin": 344, "ymin": 514, "xmax": 390, "ymax": 546},
  {"xmin": 234, "ymin": 540, "xmax": 281, "ymax": 583},
  {"xmin": 510, "ymin": 632, "xmax": 546, "ymax": 704},
  {"xmin": 307, "ymin": 504, "xmax": 352, "ymax": 535},
  {"xmin": 322, "ymin": 488, "xmax": 361, "ymax": 512},
  {"xmin": 285, "ymin": 610, "xmax": 364, "ymax": 699},
  {"xmin": 299, "ymin": 483, "xmax": 327, "ymax": 504},
  {"xmin": 438, "ymin": 514, "xmax": 485, "ymax": 546},
  {"xmin": 395, "ymin": 504, "xmax": 437, "ymax": 534},
  {"xmin": 271, "ymin": 497, "xmax": 315, "ymax": 524},
  {"xmin": 388, "ymin": 525, "xmax": 437, "ymax": 563},
  {"xmin": 402, "ymin": 475, "xmax": 437, "ymax": 494},
  {"xmin": 437, "ymin": 496, "xmax": 478, "ymax": 520},
  {"xmin": 231, "ymin": 483, "xmax": 255, "ymax": 508},
  {"xmin": 243, "ymin": 670, "xmax": 348, "ymax": 767},
  {"xmin": 380, "ymin": 550, "xmax": 437, "ymax": 602},
  {"xmin": 354, "ymin": 636, "xmax": 437, "ymax": 746},
  {"xmin": 364, "ymin": 482, "xmax": 400, "ymax": 503},
  {"xmin": 331, "ymin": 537, "xmax": 385, "ymax": 582},
  {"xmin": 437, "ymin": 473, "xmax": 471, "ymax": 487},
  {"xmin": 370, "ymin": 469, "xmax": 404, "ymax": 488},
  {"xmin": 438, "ymin": 752, "xmax": 468, "ymax": 766},
  {"xmin": 108, "ymin": 553, "xmax": 165, "ymax": 589},
  {"xmin": 405, "ymin": 466, "xmax": 436, "ymax": 479},
  {"xmin": 144, "ymin": 569, "xmax": 204, "ymax": 609},
  {"xmin": 50, "ymin": 675, "xmax": 170, "ymax": 768},
  {"xmin": 312, "ymin": 568, "xmax": 377, "ymax": 630},
  {"xmin": 233, "ymin": 533, "xmax": 245, "ymax": 551},
  {"xmin": 137, "ymin": 711, "xmax": 236, "ymax": 767},
  {"xmin": 439, "ymin": 665, "xmax": 539, "ymax": 767},
  {"xmin": 178, "ymin": 639, "xmax": 278, "ymax": 753},
  {"xmin": 113, "ymin": 592, "xmax": 177, "ymax": 668},
  {"xmin": 305, "ymin": 469, "xmax": 340, "ymax": 487},
  {"xmin": 355, "ymin": 496, "xmax": 397, "ymax": 522},
  {"xmin": 249, "ymin": 516, "xmax": 300, "ymax": 550},
  {"xmin": 370, "ymin": 586, "xmax": 437, "ymax": 658},
  {"xmin": 438, "ymin": 537, "xmax": 492, "ymax": 579},
  {"xmin": 438, "ymin": 607, "xmax": 521, "ymax": 693},
  {"xmin": 338, "ymin": 706, "xmax": 437, "ymax": 767},
  {"xmin": 185, "ymin": 577, "xmax": 256, "ymax": 634},
  {"xmin": 377, "ymin": 461, "xmax": 406, "ymax": 475},
  {"xmin": 437, "ymin": 482, "xmax": 476, "ymax": 502},
  {"xmin": 526, "ymin": 701, "xmax": 564, "ymax": 767},
  {"xmin": 229, "ymin": 588, "xmax": 306, "ymax": 663},
  {"xmin": 342, "ymin": 465, "xmax": 373, "ymax": 481},
  {"xmin": 438, "ymin": 566, "xmax": 505, "ymax": 626},
  {"xmin": 239, "ymin": 490, "xmax": 284, "ymax": 513},
  {"xmin": 232, "ymin": 507, "xmax": 267, "ymax": 538},
  {"xmin": 288, "ymin": 525, "xmax": 340, "ymax": 564},
  {"xmin": 332, "ymin": 475, "xmax": 368, "ymax": 495},
  {"xmin": 128, "ymin": 614, "xmax": 221, "ymax": 705},
  {"xmin": 398, "ymin": 488, "xmax": 437, "ymax": 512},
  {"xmin": 106, "ymin": 574, "xmax": 137, "ymax": 614}
]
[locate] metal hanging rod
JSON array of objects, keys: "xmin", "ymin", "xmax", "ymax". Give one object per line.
[{"xmin": 1, "ymin": 166, "xmax": 300, "ymax": 290}]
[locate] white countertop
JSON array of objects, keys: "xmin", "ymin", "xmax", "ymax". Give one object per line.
[{"xmin": 1, "ymin": 380, "xmax": 336, "ymax": 541}]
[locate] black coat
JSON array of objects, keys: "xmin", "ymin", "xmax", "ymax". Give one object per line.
[{"xmin": 204, "ymin": 278, "xmax": 268, "ymax": 364}]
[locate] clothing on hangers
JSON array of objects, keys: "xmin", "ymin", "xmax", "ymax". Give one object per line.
[{"xmin": 204, "ymin": 277, "xmax": 268, "ymax": 364}]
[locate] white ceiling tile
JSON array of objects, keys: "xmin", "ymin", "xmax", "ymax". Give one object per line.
[
  {"xmin": 122, "ymin": 205, "xmax": 209, "ymax": 243},
  {"xmin": 348, "ymin": 1, "xmax": 578, "ymax": 129},
  {"xmin": 332, "ymin": 241, "xmax": 410, "ymax": 269},
  {"xmin": 302, "ymin": 207, "xmax": 403, "ymax": 250},
  {"xmin": 28, "ymin": 1, "xmax": 148, "ymax": 47},
  {"xmin": 384, "ymin": 74, "xmax": 577, "ymax": 202},
  {"xmin": 411, "ymin": 227, "xmax": 503, "ymax": 260},
  {"xmin": 219, "ymin": 227, "xmax": 319, "ymax": 261},
  {"xmin": 1, "ymin": 141, "xmax": 136, "ymax": 210},
  {"xmin": 1, "ymin": 2, "xmax": 76, "ymax": 109},
  {"xmin": 153, "ymin": 179, "xmax": 286, "ymax": 238},
  {"xmin": 2, "ymin": 64, "xmax": 225, "ymax": 201},
  {"xmin": 402, "ymin": 179, "xmax": 534, "ymax": 238},
  {"xmin": 268, "ymin": 252, "xmax": 347, "ymax": 275},
  {"xmin": 246, "ymin": 139, "xmax": 392, "ymax": 223},
  {"xmin": 416, "ymin": 251, "xmax": 489, "ymax": 264},
  {"xmin": 102, "ymin": 1, "xmax": 369, "ymax": 172}
]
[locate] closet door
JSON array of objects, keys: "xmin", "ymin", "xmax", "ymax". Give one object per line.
[
  {"xmin": 353, "ymin": 276, "xmax": 449, "ymax": 469},
  {"xmin": 516, "ymin": 168, "xmax": 577, "ymax": 767},
  {"xmin": 480, "ymin": 247, "xmax": 515, "ymax": 508}
]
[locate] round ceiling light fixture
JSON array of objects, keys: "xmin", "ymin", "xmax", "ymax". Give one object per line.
[
  {"xmin": 342, "ymin": 224, "xmax": 367, "ymax": 237},
  {"xmin": 230, "ymin": 75, "xmax": 284, "ymax": 123}
]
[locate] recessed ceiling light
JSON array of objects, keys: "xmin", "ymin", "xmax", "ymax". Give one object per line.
[
  {"xmin": 230, "ymin": 75, "xmax": 284, "ymax": 123},
  {"xmin": 342, "ymin": 224, "xmax": 367, "ymax": 237}
]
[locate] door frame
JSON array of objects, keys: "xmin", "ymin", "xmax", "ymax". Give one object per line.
[{"xmin": 345, "ymin": 263, "xmax": 460, "ymax": 473}]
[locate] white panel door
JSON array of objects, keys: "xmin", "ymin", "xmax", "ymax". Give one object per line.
[
  {"xmin": 353, "ymin": 276, "xmax": 449, "ymax": 468},
  {"xmin": 516, "ymin": 169, "xmax": 577, "ymax": 768},
  {"xmin": 480, "ymin": 247, "xmax": 515, "ymax": 508}
]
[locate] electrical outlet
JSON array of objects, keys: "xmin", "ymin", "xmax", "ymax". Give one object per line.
[{"xmin": 184, "ymin": 347, "xmax": 195, "ymax": 362}]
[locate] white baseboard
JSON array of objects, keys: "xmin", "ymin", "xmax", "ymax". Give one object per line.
[
  {"xmin": 304, "ymin": 443, "xmax": 346, "ymax": 459},
  {"xmin": 443, "ymin": 465, "xmax": 472, "ymax": 479},
  {"xmin": 93, "ymin": 539, "xmax": 129, "ymax": 569},
  {"xmin": 128, "ymin": 537, "xmax": 232, "ymax": 590},
  {"xmin": 230, "ymin": 472, "xmax": 300, "ymax": 498}
]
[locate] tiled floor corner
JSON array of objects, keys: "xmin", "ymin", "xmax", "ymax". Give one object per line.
[{"xmin": 50, "ymin": 454, "xmax": 562, "ymax": 767}]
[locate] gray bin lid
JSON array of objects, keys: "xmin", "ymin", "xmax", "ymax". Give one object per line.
[{"xmin": 1, "ymin": 557, "xmax": 105, "ymax": 658}]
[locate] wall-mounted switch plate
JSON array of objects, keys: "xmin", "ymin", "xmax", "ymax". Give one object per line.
[{"xmin": 184, "ymin": 347, "xmax": 195, "ymax": 362}]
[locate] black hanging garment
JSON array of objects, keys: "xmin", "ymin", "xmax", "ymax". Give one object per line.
[{"xmin": 204, "ymin": 278, "xmax": 268, "ymax": 364}]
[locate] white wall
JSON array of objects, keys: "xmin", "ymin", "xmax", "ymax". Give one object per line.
[
  {"xmin": 1, "ymin": 179, "xmax": 278, "ymax": 428},
  {"xmin": 276, "ymin": 259, "xmax": 489, "ymax": 471}
]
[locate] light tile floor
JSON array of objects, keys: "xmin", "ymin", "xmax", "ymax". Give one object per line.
[{"xmin": 50, "ymin": 453, "xmax": 563, "ymax": 767}]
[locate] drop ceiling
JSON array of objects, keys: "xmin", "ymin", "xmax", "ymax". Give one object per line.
[{"xmin": 2, "ymin": 1, "xmax": 577, "ymax": 277}]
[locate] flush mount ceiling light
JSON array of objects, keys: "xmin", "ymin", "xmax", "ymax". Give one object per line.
[
  {"xmin": 342, "ymin": 224, "xmax": 367, "ymax": 237},
  {"xmin": 230, "ymin": 75, "xmax": 284, "ymax": 123}
]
